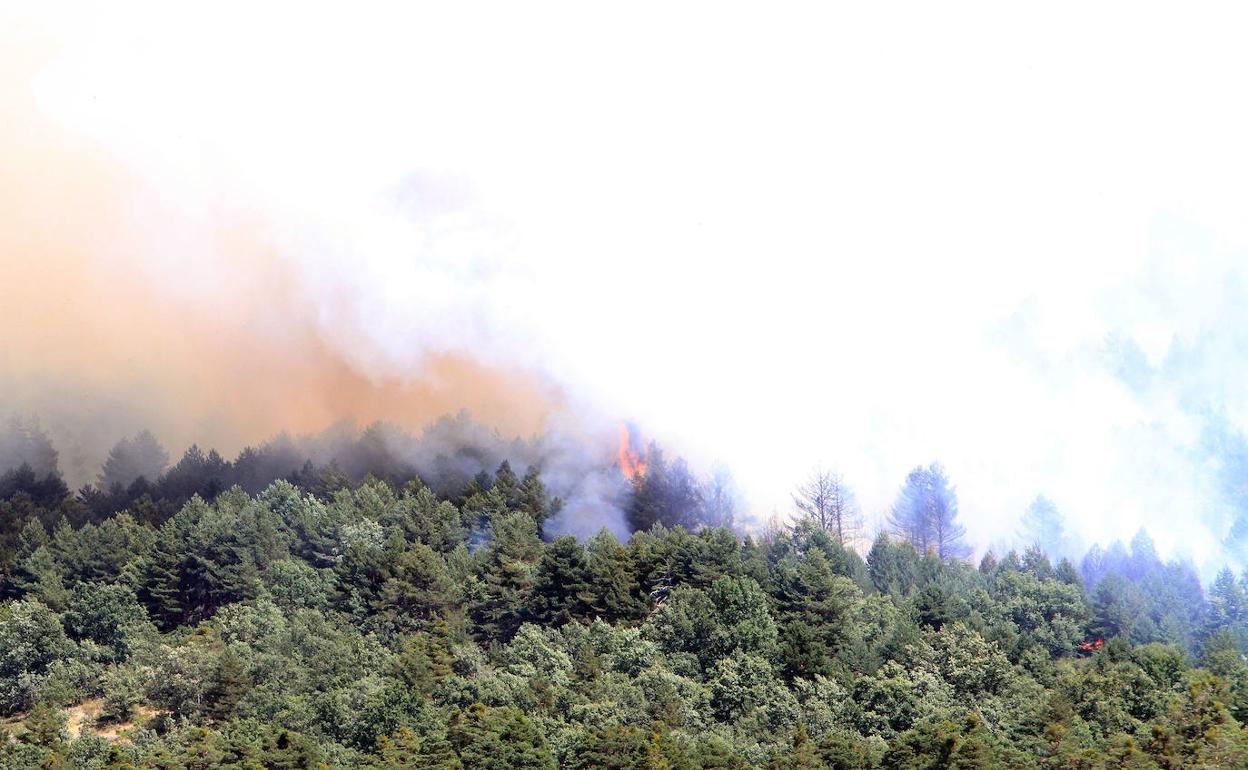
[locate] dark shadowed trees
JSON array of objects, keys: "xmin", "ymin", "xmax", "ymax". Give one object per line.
[
  {"xmin": 99, "ymin": 430, "xmax": 170, "ymax": 492},
  {"xmin": 0, "ymin": 418, "xmax": 59, "ymax": 477},
  {"xmin": 627, "ymin": 444, "xmax": 704, "ymax": 533}
]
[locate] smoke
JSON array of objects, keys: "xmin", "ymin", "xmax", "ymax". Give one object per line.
[
  {"xmin": 7, "ymin": 5, "xmax": 1248, "ymax": 569},
  {"xmin": 1, "ymin": 10, "xmax": 567, "ymax": 486},
  {"xmin": 292, "ymin": 415, "xmax": 634, "ymax": 541}
]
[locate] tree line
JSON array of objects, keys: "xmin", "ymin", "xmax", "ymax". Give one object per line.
[{"xmin": 0, "ymin": 418, "xmax": 1244, "ymax": 768}]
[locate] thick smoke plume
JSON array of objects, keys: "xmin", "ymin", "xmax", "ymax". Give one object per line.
[
  {"xmin": 8, "ymin": 6, "xmax": 1248, "ymax": 572},
  {"xmin": 1, "ymin": 15, "xmax": 569, "ymax": 483}
]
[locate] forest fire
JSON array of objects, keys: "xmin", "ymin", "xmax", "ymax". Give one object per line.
[{"xmin": 618, "ymin": 423, "xmax": 648, "ymax": 482}]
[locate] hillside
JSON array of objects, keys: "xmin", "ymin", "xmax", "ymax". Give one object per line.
[{"xmin": 2, "ymin": 460, "xmax": 1247, "ymax": 769}]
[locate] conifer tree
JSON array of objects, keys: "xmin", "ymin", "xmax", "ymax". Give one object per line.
[
  {"xmin": 586, "ymin": 529, "xmax": 645, "ymax": 623},
  {"xmin": 519, "ymin": 466, "xmax": 560, "ymax": 532},
  {"xmin": 888, "ymin": 463, "xmax": 969, "ymax": 560},
  {"xmin": 473, "ymin": 511, "xmax": 542, "ymax": 641},
  {"xmin": 379, "ymin": 540, "xmax": 454, "ymax": 621},
  {"xmin": 370, "ymin": 727, "xmax": 463, "ymax": 770},
  {"xmin": 529, "ymin": 535, "xmax": 592, "ymax": 625},
  {"xmin": 137, "ymin": 525, "xmax": 184, "ymax": 630},
  {"xmin": 768, "ymin": 724, "xmax": 824, "ymax": 770},
  {"xmin": 205, "ymin": 646, "xmax": 249, "ymax": 722},
  {"xmin": 1019, "ymin": 494, "xmax": 1067, "ymax": 557},
  {"xmin": 449, "ymin": 704, "xmax": 556, "ymax": 770},
  {"xmin": 793, "ymin": 468, "xmax": 862, "ymax": 547}
]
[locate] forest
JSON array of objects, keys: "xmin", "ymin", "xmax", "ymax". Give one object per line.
[{"xmin": 2, "ymin": 417, "xmax": 1248, "ymax": 769}]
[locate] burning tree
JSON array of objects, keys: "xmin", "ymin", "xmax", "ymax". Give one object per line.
[
  {"xmin": 625, "ymin": 443, "xmax": 702, "ymax": 533},
  {"xmin": 618, "ymin": 424, "xmax": 739, "ymax": 533},
  {"xmin": 617, "ymin": 424, "xmax": 648, "ymax": 483}
]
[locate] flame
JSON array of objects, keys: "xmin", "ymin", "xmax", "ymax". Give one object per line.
[{"xmin": 618, "ymin": 423, "xmax": 648, "ymax": 482}]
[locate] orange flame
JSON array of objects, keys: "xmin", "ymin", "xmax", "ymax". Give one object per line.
[{"xmin": 618, "ymin": 423, "xmax": 648, "ymax": 482}]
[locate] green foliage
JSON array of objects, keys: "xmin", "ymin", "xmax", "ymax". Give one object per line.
[
  {"xmin": 881, "ymin": 713, "xmax": 1017, "ymax": 770},
  {"xmin": 0, "ymin": 599, "xmax": 73, "ymax": 714},
  {"xmin": 62, "ymin": 582, "xmax": 152, "ymax": 661},
  {"xmin": 366, "ymin": 727, "xmax": 463, "ymax": 769},
  {"xmin": 448, "ymin": 704, "xmax": 556, "ymax": 770},
  {"xmin": 0, "ymin": 468, "xmax": 1245, "ymax": 768},
  {"xmin": 473, "ymin": 511, "xmax": 543, "ymax": 642},
  {"xmin": 529, "ymin": 536, "xmax": 593, "ymax": 626}
]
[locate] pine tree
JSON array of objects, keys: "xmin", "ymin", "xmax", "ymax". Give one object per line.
[
  {"xmin": 1019, "ymin": 494, "xmax": 1067, "ymax": 557},
  {"xmin": 390, "ymin": 630, "xmax": 454, "ymax": 695},
  {"xmin": 626, "ymin": 446, "xmax": 702, "ymax": 533},
  {"xmin": 378, "ymin": 540, "xmax": 454, "ymax": 621},
  {"xmin": 99, "ymin": 746, "xmax": 140, "ymax": 770},
  {"xmin": 427, "ymin": 619, "xmax": 455, "ymax": 683},
  {"xmin": 699, "ymin": 463, "xmax": 739, "ymax": 530},
  {"xmin": 529, "ymin": 536, "xmax": 592, "ymax": 625},
  {"xmin": 519, "ymin": 466, "xmax": 559, "ymax": 532},
  {"xmin": 416, "ymin": 731, "xmax": 465, "ymax": 770},
  {"xmin": 9, "ymin": 545, "xmax": 67, "ymax": 609},
  {"xmin": 1091, "ymin": 573, "xmax": 1145, "ymax": 640},
  {"xmin": 888, "ymin": 463, "xmax": 969, "ymax": 560},
  {"xmin": 369, "ymin": 727, "xmax": 463, "ymax": 770},
  {"xmin": 493, "ymin": 461, "xmax": 522, "ymax": 510},
  {"xmin": 449, "ymin": 704, "xmax": 556, "ymax": 770},
  {"xmin": 867, "ymin": 534, "xmax": 918, "ymax": 597},
  {"xmin": 99, "ymin": 430, "xmax": 170, "ymax": 491},
  {"xmin": 205, "ymin": 647, "xmax": 249, "ymax": 722},
  {"xmin": 1055, "ymin": 558, "xmax": 1083, "ymax": 588},
  {"xmin": 1209, "ymin": 567, "xmax": 1247, "ymax": 630},
  {"xmin": 768, "ymin": 724, "xmax": 824, "ymax": 770},
  {"xmin": 261, "ymin": 729, "xmax": 321, "ymax": 770},
  {"xmin": 0, "ymin": 418, "xmax": 59, "ymax": 477},
  {"xmin": 20, "ymin": 703, "xmax": 65, "ymax": 749},
  {"xmin": 569, "ymin": 725, "xmax": 651, "ymax": 769},
  {"xmin": 473, "ymin": 511, "xmax": 542, "ymax": 642},
  {"xmin": 978, "ymin": 551, "xmax": 998, "ymax": 575},
  {"xmin": 14, "ymin": 517, "xmax": 48, "ymax": 559},
  {"xmin": 137, "ymin": 525, "xmax": 184, "ymax": 630}
]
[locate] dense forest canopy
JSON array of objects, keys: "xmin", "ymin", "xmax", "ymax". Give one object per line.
[{"xmin": 1, "ymin": 416, "xmax": 1246, "ymax": 769}]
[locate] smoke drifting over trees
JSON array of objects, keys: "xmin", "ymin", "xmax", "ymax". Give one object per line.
[
  {"xmin": 1019, "ymin": 495, "xmax": 1070, "ymax": 560},
  {"xmin": 0, "ymin": 415, "xmax": 749, "ymax": 546},
  {"xmin": 98, "ymin": 430, "xmax": 170, "ymax": 492},
  {"xmin": 888, "ymin": 464, "xmax": 970, "ymax": 561},
  {"xmin": 10, "ymin": 3, "xmax": 1248, "ymax": 765},
  {"xmin": 7, "ymin": 5, "xmax": 1248, "ymax": 575},
  {"xmin": 792, "ymin": 468, "xmax": 862, "ymax": 548},
  {"xmin": 0, "ymin": 442, "xmax": 1245, "ymax": 766},
  {"xmin": 0, "ymin": 419, "xmax": 59, "ymax": 480}
]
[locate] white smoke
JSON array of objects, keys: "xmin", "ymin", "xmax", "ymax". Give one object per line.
[{"xmin": 10, "ymin": 3, "xmax": 1248, "ymax": 566}]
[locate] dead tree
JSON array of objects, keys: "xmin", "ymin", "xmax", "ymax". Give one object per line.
[{"xmin": 792, "ymin": 467, "xmax": 862, "ymax": 547}]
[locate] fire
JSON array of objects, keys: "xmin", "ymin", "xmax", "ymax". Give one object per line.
[
  {"xmin": 1077, "ymin": 639, "xmax": 1104, "ymax": 652},
  {"xmin": 618, "ymin": 423, "xmax": 648, "ymax": 482}
]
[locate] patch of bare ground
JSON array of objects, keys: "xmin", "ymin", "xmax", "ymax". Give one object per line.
[{"xmin": 62, "ymin": 700, "xmax": 162, "ymax": 742}]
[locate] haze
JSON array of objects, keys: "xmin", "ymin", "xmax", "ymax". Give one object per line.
[{"xmin": 5, "ymin": 3, "xmax": 1248, "ymax": 567}]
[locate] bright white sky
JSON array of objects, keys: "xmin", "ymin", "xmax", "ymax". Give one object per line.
[{"xmin": 10, "ymin": 2, "xmax": 1248, "ymax": 564}]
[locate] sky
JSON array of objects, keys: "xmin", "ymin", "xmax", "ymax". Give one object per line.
[{"xmin": 5, "ymin": 3, "xmax": 1248, "ymax": 566}]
